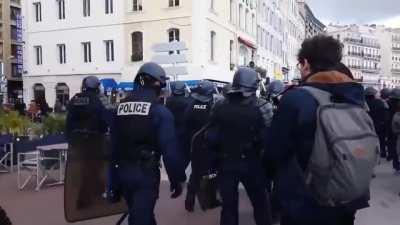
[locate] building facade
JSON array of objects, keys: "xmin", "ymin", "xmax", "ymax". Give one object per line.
[
  {"xmin": 297, "ymin": 0, "xmax": 325, "ymax": 38},
  {"xmin": 22, "ymin": 0, "xmax": 125, "ymax": 106},
  {"xmin": 256, "ymin": 0, "xmax": 305, "ymax": 82},
  {"xmin": 328, "ymin": 25, "xmax": 381, "ymax": 86},
  {"xmin": 22, "ymin": 0, "xmax": 311, "ymax": 106},
  {"xmin": 0, "ymin": 0, "xmax": 23, "ymax": 103}
]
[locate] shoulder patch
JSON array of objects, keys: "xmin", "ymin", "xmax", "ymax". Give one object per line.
[
  {"xmin": 117, "ymin": 102, "xmax": 152, "ymax": 116},
  {"xmin": 72, "ymin": 96, "xmax": 90, "ymax": 106}
]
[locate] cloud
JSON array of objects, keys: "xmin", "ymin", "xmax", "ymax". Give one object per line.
[{"xmin": 306, "ymin": 0, "xmax": 400, "ymax": 26}]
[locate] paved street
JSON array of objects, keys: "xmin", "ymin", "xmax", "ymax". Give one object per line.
[{"xmin": 1, "ymin": 162, "xmax": 400, "ymax": 225}]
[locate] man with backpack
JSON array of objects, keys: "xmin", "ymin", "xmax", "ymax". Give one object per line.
[{"xmin": 265, "ymin": 35, "xmax": 379, "ymax": 225}]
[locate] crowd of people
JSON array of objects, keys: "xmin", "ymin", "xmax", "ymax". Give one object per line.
[{"xmin": 66, "ymin": 35, "xmax": 385, "ymax": 225}]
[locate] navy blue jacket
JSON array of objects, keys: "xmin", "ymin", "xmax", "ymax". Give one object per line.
[
  {"xmin": 265, "ymin": 71, "xmax": 368, "ymax": 221},
  {"xmin": 110, "ymin": 88, "xmax": 186, "ymax": 186}
]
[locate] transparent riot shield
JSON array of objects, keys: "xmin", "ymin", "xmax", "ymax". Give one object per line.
[
  {"xmin": 190, "ymin": 125, "xmax": 221, "ymax": 211},
  {"xmin": 64, "ymin": 132, "xmax": 127, "ymax": 222}
]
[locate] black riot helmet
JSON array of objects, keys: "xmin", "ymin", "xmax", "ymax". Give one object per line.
[
  {"xmin": 380, "ymin": 88, "xmax": 391, "ymax": 99},
  {"xmin": 364, "ymin": 87, "xmax": 378, "ymax": 97},
  {"xmin": 268, "ymin": 80, "xmax": 285, "ymax": 97},
  {"xmin": 390, "ymin": 88, "xmax": 400, "ymax": 100},
  {"xmin": 228, "ymin": 67, "xmax": 260, "ymax": 97},
  {"xmin": 191, "ymin": 80, "xmax": 216, "ymax": 102},
  {"xmin": 171, "ymin": 81, "xmax": 186, "ymax": 95},
  {"xmin": 134, "ymin": 62, "xmax": 169, "ymax": 89},
  {"xmin": 82, "ymin": 76, "xmax": 100, "ymax": 93}
]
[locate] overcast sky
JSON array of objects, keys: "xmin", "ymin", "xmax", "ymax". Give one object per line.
[{"xmin": 306, "ymin": 0, "xmax": 400, "ymax": 27}]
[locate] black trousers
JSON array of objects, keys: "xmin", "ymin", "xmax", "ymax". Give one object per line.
[{"xmin": 280, "ymin": 210, "xmax": 355, "ymax": 225}]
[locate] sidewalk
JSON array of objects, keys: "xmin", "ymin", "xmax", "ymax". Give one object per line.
[{"xmin": 1, "ymin": 162, "xmax": 399, "ymax": 225}]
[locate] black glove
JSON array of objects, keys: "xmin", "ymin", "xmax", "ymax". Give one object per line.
[
  {"xmin": 106, "ymin": 189, "xmax": 121, "ymax": 204},
  {"xmin": 170, "ymin": 182, "xmax": 183, "ymax": 199}
]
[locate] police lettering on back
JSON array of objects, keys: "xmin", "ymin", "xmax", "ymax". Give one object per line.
[
  {"xmin": 117, "ymin": 102, "xmax": 152, "ymax": 116},
  {"xmin": 193, "ymin": 104, "xmax": 207, "ymax": 110}
]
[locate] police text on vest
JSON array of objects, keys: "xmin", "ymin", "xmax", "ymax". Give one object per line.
[{"xmin": 117, "ymin": 102, "xmax": 151, "ymax": 116}]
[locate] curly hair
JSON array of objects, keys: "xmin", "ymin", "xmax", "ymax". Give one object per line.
[
  {"xmin": 0, "ymin": 206, "xmax": 12, "ymax": 225},
  {"xmin": 298, "ymin": 35, "xmax": 343, "ymax": 73}
]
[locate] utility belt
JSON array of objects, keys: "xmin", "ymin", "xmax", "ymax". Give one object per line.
[{"xmin": 119, "ymin": 147, "xmax": 161, "ymax": 169}]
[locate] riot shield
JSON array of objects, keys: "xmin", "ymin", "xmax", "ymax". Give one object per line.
[
  {"xmin": 64, "ymin": 132, "xmax": 127, "ymax": 222},
  {"xmin": 190, "ymin": 125, "xmax": 221, "ymax": 211}
]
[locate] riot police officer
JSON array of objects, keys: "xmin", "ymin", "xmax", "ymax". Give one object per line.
[
  {"xmin": 66, "ymin": 76, "xmax": 112, "ymax": 209},
  {"xmin": 183, "ymin": 80, "xmax": 217, "ymax": 212},
  {"xmin": 110, "ymin": 62, "xmax": 186, "ymax": 225},
  {"xmin": 208, "ymin": 68, "xmax": 272, "ymax": 225},
  {"xmin": 166, "ymin": 81, "xmax": 193, "ymax": 169}
]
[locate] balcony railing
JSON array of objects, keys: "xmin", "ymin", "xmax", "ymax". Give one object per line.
[
  {"xmin": 10, "ymin": 0, "xmax": 21, "ymax": 6},
  {"xmin": 347, "ymin": 52, "xmax": 381, "ymax": 61},
  {"xmin": 392, "ymin": 69, "xmax": 400, "ymax": 74},
  {"xmin": 343, "ymin": 38, "xmax": 381, "ymax": 48},
  {"xmin": 393, "ymin": 47, "xmax": 400, "ymax": 51}
]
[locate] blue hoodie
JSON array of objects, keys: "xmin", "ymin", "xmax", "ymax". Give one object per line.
[{"xmin": 265, "ymin": 71, "xmax": 369, "ymax": 222}]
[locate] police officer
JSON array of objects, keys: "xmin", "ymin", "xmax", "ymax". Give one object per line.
[
  {"xmin": 183, "ymin": 80, "xmax": 217, "ymax": 212},
  {"xmin": 267, "ymin": 80, "xmax": 285, "ymax": 111},
  {"xmin": 388, "ymin": 88, "xmax": 400, "ymax": 171},
  {"xmin": 110, "ymin": 62, "xmax": 186, "ymax": 225},
  {"xmin": 166, "ymin": 81, "xmax": 193, "ymax": 169},
  {"xmin": 208, "ymin": 68, "xmax": 272, "ymax": 225},
  {"xmin": 66, "ymin": 76, "xmax": 112, "ymax": 209}
]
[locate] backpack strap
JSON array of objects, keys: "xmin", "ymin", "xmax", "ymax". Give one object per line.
[{"xmin": 301, "ymin": 86, "xmax": 332, "ymax": 106}]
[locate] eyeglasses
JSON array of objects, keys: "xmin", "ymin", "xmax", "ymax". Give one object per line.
[{"xmin": 296, "ymin": 62, "xmax": 302, "ymax": 70}]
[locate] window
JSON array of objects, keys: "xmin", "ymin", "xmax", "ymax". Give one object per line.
[
  {"xmin": 210, "ymin": 31, "xmax": 216, "ymax": 61},
  {"xmin": 33, "ymin": 2, "xmax": 42, "ymax": 22},
  {"xmin": 245, "ymin": 9, "xmax": 250, "ymax": 33},
  {"xmin": 133, "ymin": 0, "xmax": 143, "ymax": 11},
  {"xmin": 57, "ymin": 44, "xmax": 66, "ymax": 64},
  {"xmin": 131, "ymin": 32, "xmax": 143, "ymax": 61},
  {"xmin": 34, "ymin": 46, "xmax": 43, "ymax": 65},
  {"xmin": 230, "ymin": 40, "xmax": 234, "ymax": 70},
  {"xmin": 252, "ymin": 14, "xmax": 256, "ymax": 36},
  {"xmin": 239, "ymin": 5, "xmax": 244, "ymax": 30},
  {"xmin": 168, "ymin": 28, "xmax": 180, "ymax": 54},
  {"xmin": 105, "ymin": 40, "xmax": 114, "ymax": 62},
  {"xmin": 83, "ymin": 0, "xmax": 90, "ymax": 17},
  {"xmin": 82, "ymin": 42, "xmax": 92, "ymax": 63},
  {"xmin": 105, "ymin": 0, "xmax": 114, "ymax": 14},
  {"xmin": 57, "ymin": 0, "xmax": 65, "ymax": 19},
  {"xmin": 229, "ymin": 0, "xmax": 234, "ymax": 23},
  {"xmin": 169, "ymin": 0, "xmax": 179, "ymax": 7}
]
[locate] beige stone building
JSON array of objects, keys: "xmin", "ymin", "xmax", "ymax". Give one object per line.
[{"xmin": 0, "ymin": 0, "xmax": 23, "ymax": 103}]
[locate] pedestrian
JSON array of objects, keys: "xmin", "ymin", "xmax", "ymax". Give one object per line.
[
  {"xmin": 109, "ymin": 62, "xmax": 186, "ymax": 225},
  {"xmin": 183, "ymin": 80, "xmax": 217, "ymax": 212},
  {"xmin": 266, "ymin": 35, "xmax": 378, "ymax": 225},
  {"xmin": 365, "ymin": 87, "xmax": 388, "ymax": 159},
  {"xmin": 66, "ymin": 76, "xmax": 112, "ymax": 209},
  {"xmin": 388, "ymin": 88, "xmax": 400, "ymax": 171},
  {"xmin": 208, "ymin": 67, "xmax": 273, "ymax": 225},
  {"xmin": 166, "ymin": 81, "xmax": 193, "ymax": 169},
  {"xmin": 380, "ymin": 88, "xmax": 391, "ymax": 159}
]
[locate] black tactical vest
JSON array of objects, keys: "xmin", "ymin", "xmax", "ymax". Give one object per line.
[
  {"xmin": 114, "ymin": 91, "xmax": 159, "ymax": 162},
  {"xmin": 187, "ymin": 99, "xmax": 213, "ymax": 138},
  {"xmin": 214, "ymin": 97, "xmax": 262, "ymax": 160},
  {"xmin": 69, "ymin": 92, "xmax": 103, "ymax": 133}
]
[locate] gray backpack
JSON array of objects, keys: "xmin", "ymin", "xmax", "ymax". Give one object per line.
[{"xmin": 302, "ymin": 86, "xmax": 379, "ymax": 207}]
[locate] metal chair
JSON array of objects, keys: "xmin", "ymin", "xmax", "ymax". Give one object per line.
[
  {"xmin": 0, "ymin": 135, "xmax": 14, "ymax": 173},
  {"xmin": 16, "ymin": 138, "xmax": 60, "ymax": 191}
]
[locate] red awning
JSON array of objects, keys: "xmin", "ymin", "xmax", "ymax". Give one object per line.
[{"xmin": 238, "ymin": 37, "xmax": 256, "ymax": 49}]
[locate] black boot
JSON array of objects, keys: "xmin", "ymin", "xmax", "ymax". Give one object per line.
[{"xmin": 185, "ymin": 191, "xmax": 195, "ymax": 212}]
